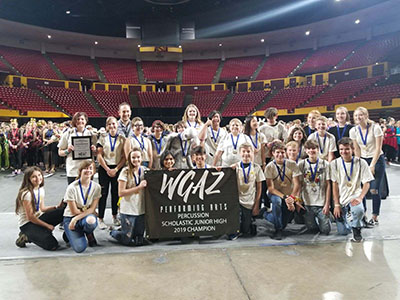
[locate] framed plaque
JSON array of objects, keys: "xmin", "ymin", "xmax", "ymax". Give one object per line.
[{"xmin": 71, "ymin": 136, "xmax": 92, "ymax": 160}]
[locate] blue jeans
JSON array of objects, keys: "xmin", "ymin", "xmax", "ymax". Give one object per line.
[
  {"xmin": 63, "ymin": 215, "xmax": 98, "ymax": 253},
  {"xmin": 110, "ymin": 213, "xmax": 145, "ymax": 246},
  {"xmin": 363, "ymin": 155, "xmax": 385, "ymax": 216},
  {"xmin": 336, "ymin": 203, "xmax": 364, "ymax": 235},
  {"xmin": 304, "ymin": 206, "xmax": 331, "ymax": 235},
  {"xmin": 263, "ymin": 194, "xmax": 293, "ymax": 230}
]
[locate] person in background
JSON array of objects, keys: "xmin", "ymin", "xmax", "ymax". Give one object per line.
[
  {"xmin": 383, "ymin": 117, "xmax": 397, "ymax": 164},
  {"xmin": 117, "ymin": 102, "xmax": 133, "ymax": 138},
  {"xmin": 150, "ymin": 120, "xmax": 168, "ymax": 170},
  {"xmin": 303, "ymin": 110, "xmax": 321, "ymax": 138},
  {"xmin": 328, "ymin": 106, "xmax": 353, "ymax": 159},
  {"xmin": 286, "ymin": 126, "xmax": 308, "ymax": 161}
]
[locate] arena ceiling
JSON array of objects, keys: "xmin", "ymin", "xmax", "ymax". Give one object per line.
[{"xmin": 0, "ymin": 0, "xmax": 390, "ymax": 38}]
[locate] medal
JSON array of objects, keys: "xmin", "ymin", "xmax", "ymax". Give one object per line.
[
  {"xmin": 182, "ymin": 158, "xmax": 187, "ymax": 163},
  {"xmin": 307, "ymin": 158, "xmax": 319, "ymax": 186},
  {"xmin": 240, "ymin": 162, "xmax": 252, "ymax": 184},
  {"xmin": 210, "ymin": 128, "xmax": 220, "ymax": 143},
  {"xmin": 249, "ymin": 132, "xmax": 258, "ymax": 149},
  {"xmin": 109, "ymin": 152, "xmax": 115, "ymax": 158},
  {"xmin": 358, "ymin": 124, "xmax": 369, "ymax": 146},
  {"xmin": 109, "ymin": 133, "xmax": 118, "ymax": 156},
  {"xmin": 316, "ymin": 132, "xmax": 327, "ymax": 154},
  {"xmin": 231, "ymin": 133, "xmax": 240, "ymax": 153},
  {"xmin": 281, "ymin": 182, "xmax": 288, "ymax": 187},
  {"xmin": 79, "ymin": 179, "xmax": 92, "ymax": 206},
  {"xmin": 33, "ymin": 188, "xmax": 40, "ymax": 212},
  {"xmin": 341, "ymin": 157, "xmax": 354, "ymax": 188},
  {"xmin": 274, "ymin": 160, "xmax": 286, "ymax": 184},
  {"xmin": 133, "ymin": 167, "xmax": 141, "ymax": 186},
  {"xmin": 133, "ymin": 134, "xmax": 145, "ymax": 151},
  {"xmin": 179, "ymin": 134, "xmax": 188, "ymax": 157},
  {"xmin": 336, "ymin": 124, "xmax": 348, "ymax": 140},
  {"xmin": 152, "ymin": 136, "xmax": 163, "ymax": 155}
]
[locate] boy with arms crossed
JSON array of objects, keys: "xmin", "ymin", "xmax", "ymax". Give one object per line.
[{"xmin": 308, "ymin": 116, "xmax": 336, "ymax": 162}]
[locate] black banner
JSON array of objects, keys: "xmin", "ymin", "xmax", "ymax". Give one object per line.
[{"xmin": 145, "ymin": 168, "xmax": 240, "ymax": 238}]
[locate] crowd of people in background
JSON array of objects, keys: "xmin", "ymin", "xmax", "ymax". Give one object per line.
[{"xmin": 8, "ymin": 102, "xmax": 392, "ymax": 252}]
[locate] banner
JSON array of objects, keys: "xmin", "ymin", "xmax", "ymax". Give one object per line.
[{"xmin": 145, "ymin": 168, "xmax": 240, "ymax": 239}]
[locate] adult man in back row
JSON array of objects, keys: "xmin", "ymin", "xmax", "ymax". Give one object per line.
[{"xmin": 117, "ymin": 102, "xmax": 133, "ymax": 138}]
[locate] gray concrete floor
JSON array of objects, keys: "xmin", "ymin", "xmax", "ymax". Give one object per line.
[{"xmin": 1, "ymin": 165, "xmax": 400, "ymax": 299}]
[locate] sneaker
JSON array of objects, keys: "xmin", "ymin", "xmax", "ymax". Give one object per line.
[
  {"xmin": 228, "ymin": 233, "xmax": 239, "ymax": 241},
  {"xmin": 352, "ymin": 227, "xmax": 363, "ymax": 242},
  {"xmin": 98, "ymin": 220, "xmax": 108, "ymax": 230},
  {"xmin": 368, "ymin": 218, "xmax": 379, "ymax": 226},
  {"xmin": 15, "ymin": 232, "xmax": 28, "ymax": 248},
  {"xmin": 272, "ymin": 229, "xmax": 283, "ymax": 240},
  {"xmin": 362, "ymin": 216, "xmax": 374, "ymax": 229},
  {"xmin": 59, "ymin": 223, "xmax": 64, "ymax": 231},
  {"xmin": 16, "ymin": 170, "xmax": 22, "ymax": 175},
  {"xmin": 86, "ymin": 232, "xmax": 98, "ymax": 247},
  {"xmin": 113, "ymin": 218, "xmax": 121, "ymax": 226}
]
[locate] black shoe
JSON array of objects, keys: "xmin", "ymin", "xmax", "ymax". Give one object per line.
[
  {"xmin": 135, "ymin": 236, "xmax": 144, "ymax": 246},
  {"xmin": 62, "ymin": 232, "xmax": 69, "ymax": 244},
  {"xmin": 15, "ymin": 232, "xmax": 28, "ymax": 248},
  {"xmin": 272, "ymin": 229, "xmax": 283, "ymax": 240},
  {"xmin": 362, "ymin": 216, "xmax": 374, "ymax": 229},
  {"xmin": 352, "ymin": 227, "xmax": 363, "ymax": 242},
  {"xmin": 86, "ymin": 233, "xmax": 98, "ymax": 247}
]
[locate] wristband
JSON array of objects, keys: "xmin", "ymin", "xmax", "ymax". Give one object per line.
[
  {"xmin": 64, "ymin": 149, "xmax": 70, "ymax": 155},
  {"xmin": 334, "ymin": 204, "xmax": 341, "ymax": 207}
]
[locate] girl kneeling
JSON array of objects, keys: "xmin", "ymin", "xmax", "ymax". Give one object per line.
[
  {"xmin": 110, "ymin": 148, "xmax": 147, "ymax": 246},
  {"xmin": 63, "ymin": 160, "xmax": 101, "ymax": 253}
]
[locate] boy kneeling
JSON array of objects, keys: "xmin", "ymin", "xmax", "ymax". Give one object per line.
[{"xmin": 331, "ymin": 138, "xmax": 374, "ymax": 242}]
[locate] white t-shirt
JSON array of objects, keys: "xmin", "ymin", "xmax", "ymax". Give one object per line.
[
  {"xmin": 247, "ymin": 132, "xmax": 267, "ymax": 166},
  {"xmin": 18, "ymin": 187, "xmax": 44, "ymax": 227},
  {"xmin": 349, "ymin": 123, "xmax": 383, "ymax": 158},
  {"xmin": 63, "ymin": 180, "xmax": 102, "ymax": 217},
  {"xmin": 58, "ymin": 128, "xmax": 93, "ymax": 177},
  {"xmin": 265, "ymin": 159, "xmax": 301, "ymax": 196},
  {"xmin": 259, "ymin": 122, "xmax": 287, "ymax": 142},
  {"xmin": 204, "ymin": 127, "xmax": 228, "ymax": 165},
  {"xmin": 298, "ymin": 159, "xmax": 330, "ymax": 206},
  {"xmin": 330, "ymin": 157, "xmax": 374, "ymax": 206},
  {"xmin": 217, "ymin": 133, "xmax": 252, "ymax": 167},
  {"xmin": 235, "ymin": 162, "xmax": 265, "ymax": 209},
  {"xmin": 307, "ymin": 131, "xmax": 337, "ymax": 161},
  {"xmin": 118, "ymin": 166, "xmax": 147, "ymax": 216},
  {"xmin": 128, "ymin": 134, "xmax": 152, "ymax": 162},
  {"xmin": 97, "ymin": 133, "xmax": 125, "ymax": 166}
]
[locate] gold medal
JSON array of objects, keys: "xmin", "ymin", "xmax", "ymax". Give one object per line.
[
  {"xmin": 233, "ymin": 150, "xmax": 237, "ymax": 155},
  {"xmin": 311, "ymin": 182, "xmax": 316, "ymax": 187},
  {"xmin": 347, "ymin": 182, "xmax": 352, "ymax": 187},
  {"xmin": 109, "ymin": 152, "xmax": 115, "ymax": 158},
  {"xmin": 182, "ymin": 158, "xmax": 186, "ymax": 163},
  {"xmin": 281, "ymin": 182, "xmax": 287, "ymax": 187},
  {"xmin": 82, "ymin": 206, "xmax": 88, "ymax": 212}
]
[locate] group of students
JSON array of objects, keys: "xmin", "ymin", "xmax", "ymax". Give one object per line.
[{"xmin": 14, "ymin": 102, "xmax": 387, "ymax": 253}]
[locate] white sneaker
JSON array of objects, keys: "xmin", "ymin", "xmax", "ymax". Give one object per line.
[
  {"xmin": 113, "ymin": 218, "xmax": 121, "ymax": 226},
  {"xmin": 98, "ymin": 220, "xmax": 107, "ymax": 230}
]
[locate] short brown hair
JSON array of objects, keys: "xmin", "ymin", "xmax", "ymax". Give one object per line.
[
  {"xmin": 271, "ymin": 141, "xmax": 286, "ymax": 152},
  {"xmin": 264, "ymin": 107, "xmax": 278, "ymax": 120},
  {"xmin": 71, "ymin": 112, "xmax": 88, "ymax": 128},
  {"xmin": 304, "ymin": 140, "xmax": 318, "ymax": 149}
]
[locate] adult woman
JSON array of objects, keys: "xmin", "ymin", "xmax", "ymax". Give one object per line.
[
  {"xmin": 8, "ymin": 119, "xmax": 23, "ymax": 175},
  {"xmin": 328, "ymin": 106, "xmax": 354, "ymax": 158},
  {"xmin": 63, "ymin": 160, "xmax": 101, "ymax": 253},
  {"xmin": 22, "ymin": 122, "xmax": 37, "ymax": 167},
  {"xmin": 97, "ymin": 117, "xmax": 126, "ymax": 229},
  {"xmin": 124, "ymin": 117, "xmax": 153, "ymax": 168},
  {"xmin": 286, "ymin": 126, "xmax": 308, "ymax": 161},
  {"xmin": 43, "ymin": 121, "xmax": 58, "ymax": 174},
  {"xmin": 15, "ymin": 167, "xmax": 64, "ymax": 250},
  {"xmin": 58, "ymin": 112, "xmax": 96, "ymax": 184},
  {"xmin": 244, "ymin": 116, "xmax": 266, "ymax": 168},
  {"xmin": 349, "ymin": 107, "xmax": 385, "ymax": 225},
  {"xmin": 182, "ymin": 104, "xmax": 203, "ymax": 130},
  {"xmin": 383, "ymin": 117, "xmax": 397, "ymax": 163},
  {"xmin": 150, "ymin": 120, "xmax": 168, "ymax": 170},
  {"xmin": 396, "ymin": 120, "xmax": 400, "ymax": 162},
  {"xmin": 303, "ymin": 110, "xmax": 321, "ymax": 137}
]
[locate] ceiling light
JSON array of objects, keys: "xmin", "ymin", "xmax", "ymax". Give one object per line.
[
  {"xmin": 219, "ymin": 43, "xmax": 222, "ymax": 47},
  {"xmin": 335, "ymin": 0, "xmax": 341, "ymax": 2},
  {"xmin": 138, "ymin": 44, "xmax": 141, "ymax": 48},
  {"xmin": 47, "ymin": 35, "xmax": 52, "ymax": 39},
  {"xmin": 261, "ymin": 38, "xmax": 265, "ymax": 43},
  {"xmin": 66, "ymin": 10, "xmax": 71, "ymax": 14},
  {"xmin": 355, "ymin": 19, "xmax": 360, "ymax": 24},
  {"xmin": 94, "ymin": 41, "xmax": 98, "ymax": 45},
  {"xmin": 305, "ymin": 31, "xmax": 310, "ymax": 36},
  {"xmin": 178, "ymin": 45, "xmax": 182, "ymax": 48}
]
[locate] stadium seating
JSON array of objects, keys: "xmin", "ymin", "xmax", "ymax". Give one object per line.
[
  {"xmin": 191, "ymin": 90, "xmax": 229, "ymax": 117},
  {"xmin": 338, "ymin": 33, "xmax": 400, "ymax": 70},
  {"xmin": 141, "ymin": 61, "xmax": 177, "ymax": 82},
  {"xmin": 38, "ymin": 86, "xmax": 102, "ymax": 117},
  {"xmin": 304, "ymin": 77, "xmax": 379, "ymax": 107},
  {"xmin": 90, "ymin": 90, "xmax": 131, "ymax": 117},
  {"xmin": 182, "ymin": 60, "xmax": 220, "ymax": 84},
  {"xmin": 0, "ymin": 46, "xmax": 58, "ymax": 79},
  {"xmin": 138, "ymin": 92, "xmax": 185, "ymax": 108},
  {"xmin": 256, "ymin": 50, "xmax": 309, "ymax": 80},
  {"xmin": 48, "ymin": 53, "xmax": 99, "ymax": 80},
  {"xmin": 348, "ymin": 82, "xmax": 400, "ymax": 103},
  {"xmin": 97, "ymin": 58, "xmax": 139, "ymax": 84},
  {"xmin": 298, "ymin": 41, "xmax": 359, "ymax": 74},
  {"xmin": 220, "ymin": 56, "xmax": 263, "ymax": 81},
  {"xmin": 0, "ymin": 86, "xmax": 58, "ymax": 113},
  {"xmin": 222, "ymin": 90, "xmax": 270, "ymax": 117},
  {"xmin": 261, "ymin": 85, "xmax": 327, "ymax": 110},
  {"xmin": 0, "ymin": 60, "xmax": 12, "ymax": 73}
]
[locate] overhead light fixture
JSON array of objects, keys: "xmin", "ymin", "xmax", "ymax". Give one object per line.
[
  {"xmin": 94, "ymin": 41, "xmax": 98, "ymax": 45},
  {"xmin": 66, "ymin": 10, "xmax": 71, "ymax": 14},
  {"xmin": 138, "ymin": 44, "xmax": 141, "ymax": 48},
  {"xmin": 178, "ymin": 45, "xmax": 182, "ymax": 48},
  {"xmin": 335, "ymin": 0, "xmax": 341, "ymax": 2},
  {"xmin": 261, "ymin": 38, "xmax": 265, "ymax": 43},
  {"xmin": 355, "ymin": 19, "xmax": 360, "ymax": 24},
  {"xmin": 47, "ymin": 35, "xmax": 52, "ymax": 39},
  {"xmin": 305, "ymin": 31, "xmax": 310, "ymax": 36},
  {"xmin": 219, "ymin": 43, "xmax": 223, "ymax": 47}
]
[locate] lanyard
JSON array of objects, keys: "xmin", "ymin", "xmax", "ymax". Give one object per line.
[
  {"xmin": 187, "ymin": 121, "xmax": 198, "ymax": 128},
  {"xmin": 341, "ymin": 157, "xmax": 354, "ymax": 182},
  {"xmin": 133, "ymin": 134, "xmax": 145, "ymax": 151},
  {"xmin": 336, "ymin": 124, "xmax": 348, "ymax": 140},
  {"xmin": 179, "ymin": 134, "xmax": 188, "ymax": 156},
  {"xmin": 195, "ymin": 164, "xmax": 208, "ymax": 169},
  {"xmin": 274, "ymin": 160, "xmax": 286, "ymax": 182},
  {"xmin": 316, "ymin": 132, "xmax": 327, "ymax": 154},
  {"xmin": 75, "ymin": 128, "xmax": 86, "ymax": 136},
  {"xmin": 231, "ymin": 134, "xmax": 240, "ymax": 150},
  {"xmin": 33, "ymin": 188, "xmax": 40, "ymax": 211},
  {"xmin": 307, "ymin": 159, "xmax": 319, "ymax": 182},
  {"xmin": 78, "ymin": 179, "xmax": 92, "ymax": 206},
  {"xmin": 240, "ymin": 162, "xmax": 251, "ymax": 184},
  {"xmin": 210, "ymin": 128, "xmax": 220, "ymax": 143},
  {"xmin": 297, "ymin": 147, "xmax": 302, "ymax": 163},
  {"xmin": 133, "ymin": 167, "xmax": 141, "ymax": 186},
  {"xmin": 249, "ymin": 132, "xmax": 258, "ymax": 149},
  {"xmin": 358, "ymin": 125, "xmax": 369, "ymax": 145},
  {"xmin": 109, "ymin": 133, "xmax": 118, "ymax": 152},
  {"xmin": 152, "ymin": 136, "xmax": 163, "ymax": 155}
]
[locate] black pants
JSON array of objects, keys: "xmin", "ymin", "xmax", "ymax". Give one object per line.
[
  {"xmin": 10, "ymin": 148, "xmax": 22, "ymax": 169},
  {"xmin": 20, "ymin": 207, "xmax": 64, "ymax": 250},
  {"xmin": 25, "ymin": 147, "xmax": 36, "ymax": 166},
  {"xmin": 44, "ymin": 143, "xmax": 58, "ymax": 167},
  {"xmin": 67, "ymin": 176, "xmax": 76, "ymax": 185},
  {"xmin": 240, "ymin": 205, "xmax": 253, "ymax": 234},
  {"xmin": 98, "ymin": 165, "xmax": 120, "ymax": 219}
]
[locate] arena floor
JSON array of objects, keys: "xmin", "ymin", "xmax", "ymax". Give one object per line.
[{"xmin": 1, "ymin": 166, "xmax": 400, "ymax": 300}]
